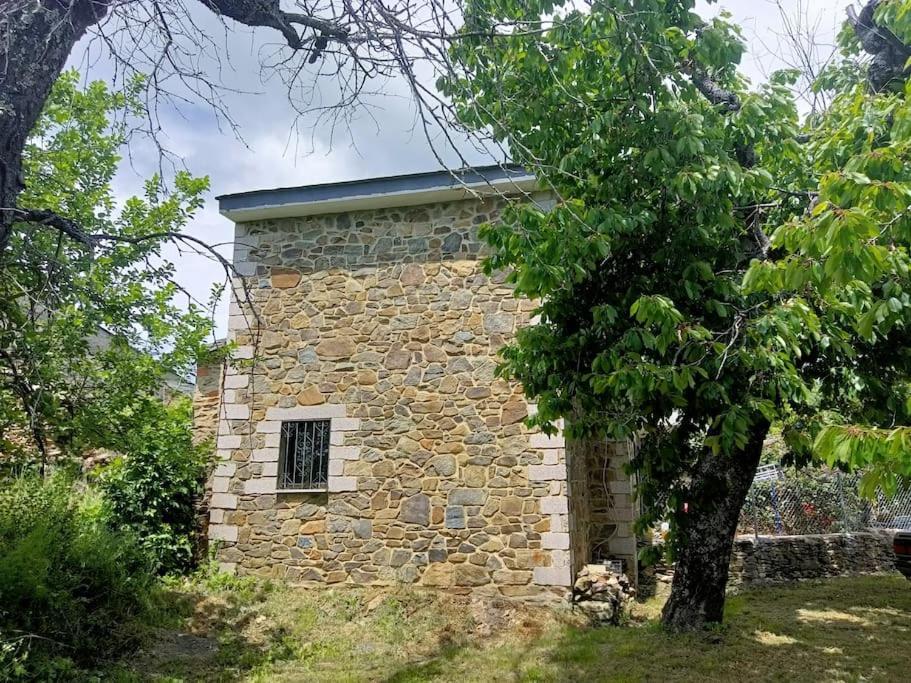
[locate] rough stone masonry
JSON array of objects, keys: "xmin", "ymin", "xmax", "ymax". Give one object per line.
[
  {"xmin": 203, "ymin": 196, "xmax": 569, "ymax": 598},
  {"xmin": 195, "ymin": 175, "xmax": 637, "ymax": 601}
]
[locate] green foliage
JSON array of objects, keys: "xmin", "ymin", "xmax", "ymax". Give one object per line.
[
  {"xmin": 741, "ymin": 3, "xmax": 911, "ymax": 487},
  {"xmin": 181, "ymin": 556, "xmax": 264, "ymax": 601},
  {"xmin": 0, "ymin": 69, "xmax": 215, "ymax": 462},
  {"xmin": 442, "ymin": 0, "xmax": 911, "ymax": 558},
  {"xmin": 0, "ymin": 70, "xmax": 217, "ymax": 675},
  {"xmin": 443, "ymin": 0, "xmax": 803, "ymax": 550},
  {"xmin": 0, "ymin": 475, "xmax": 155, "ymax": 677},
  {"xmin": 96, "ymin": 398, "xmax": 207, "ymax": 575}
]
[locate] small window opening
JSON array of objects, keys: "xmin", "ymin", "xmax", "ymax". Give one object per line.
[{"xmin": 278, "ymin": 420, "xmax": 330, "ymax": 490}]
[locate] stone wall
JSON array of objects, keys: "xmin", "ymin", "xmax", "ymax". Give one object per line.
[
  {"xmin": 567, "ymin": 439, "xmax": 637, "ymax": 582},
  {"xmin": 193, "ymin": 359, "xmax": 223, "ymax": 447},
  {"xmin": 729, "ymin": 531, "xmax": 896, "ymax": 585},
  {"xmin": 207, "ymin": 195, "xmax": 580, "ymax": 599},
  {"xmin": 192, "ymin": 357, "xmax": 224, "ymax": 557}
]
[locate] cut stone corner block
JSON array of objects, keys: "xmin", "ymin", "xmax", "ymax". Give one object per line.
[
  {"xmin": 217, "ymin": 434, "xmax": 242, "ymax": 450},
  {"xmin": 210, "ymin": 492, "xmax": 238, "ymax": 510},
  {"xmin": 539, "ymin": 496, "xmax": 569, "ymax": 514},
  {"xmin": 541, "ymin": 532, "xmax": 570, "ymax": 550},
  {"xmin": 528, "ymin": 464, "xmax": 567, "ymax": 482},
  {"xmin": 208, "ymin": 524, "xmax": 238, "ymax": 543},
  {"xmin": 223, "ymin": 404, "xmax": 250, "ymax": 420},
  {"xmin": 223, "ymin": 373, "xmax": 249, "ymax": 390},
  {"xmin": 232, "ymin": 345, "xmax": 255, "ymax": 360},
  {"xmin": 533, "ymin": 565, "xmax": 573, "ymax": 587},
  {"xmin": 529, "ymin": 432, "xmax": 565, "ymax": 449}
]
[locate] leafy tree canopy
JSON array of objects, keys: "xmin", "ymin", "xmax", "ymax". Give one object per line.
[
  {"xmin": 442, "ymin": 0, "xmax": 911, "ymax": 626},
  {"xmin": 745, "ymin": 1, "xmax": 911, "ymax": 497},
  {"xmin": 0, "ymin": 70, "xmax": 217, "ymax": 463}
]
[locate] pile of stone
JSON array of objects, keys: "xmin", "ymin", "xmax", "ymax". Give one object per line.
[
  {"xmin": 571, "ymin": 564, "xmax": 636, "ymax": 625},
  {"xmin": 654, "ymin": 562, "xmax": 675, "ymax": 584}
]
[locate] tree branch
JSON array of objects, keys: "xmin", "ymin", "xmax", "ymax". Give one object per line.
[
  {"xmin": 3, "ymin": 207, "xmax": 262, "ymax": 332},
  {"xmin": 199, "ymin": 0, "xmax": 350, "ymax": 50},
  {"xmin": 847, "ymin": 0, "xmax": 911, "ymax": 91},
  {"xmin": 687, "ymin": 68, "xmax": 741, "ymax": 111},
  {"xmin": 1, "ymin": 208, "xmax": 98, "ymax": 248},
  {"xmin": 681, "ymin": 64, "xmax": 769, "ymax": 257}
]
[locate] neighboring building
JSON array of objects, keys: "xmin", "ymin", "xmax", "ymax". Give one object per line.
[{"xmin": 196, "ymin": 165, "xmax": 636, "ymax": 600}]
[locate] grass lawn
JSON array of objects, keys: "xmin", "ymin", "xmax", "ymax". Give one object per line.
[{"xmin": 111, "ymin": 574, "xmax": 911, "ymax": 682}]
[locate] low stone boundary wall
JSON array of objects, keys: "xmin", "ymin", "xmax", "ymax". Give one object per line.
[{"xmin": 729, "ymin": 531, "xmax": 896, "ymax": 585}]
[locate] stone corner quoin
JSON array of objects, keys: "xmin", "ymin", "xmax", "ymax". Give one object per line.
[{"xmin": 194, "ymin": 192, "xmax": 636, "ymax": 600}]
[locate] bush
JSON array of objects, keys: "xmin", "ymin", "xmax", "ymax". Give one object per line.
[
  {"xmin": 0, "ymin": 475, "xmax": 155, "ymax": 677},
  {"xmin": 96, "ymin": 398, "xmax": 208, "ymax": 575}
]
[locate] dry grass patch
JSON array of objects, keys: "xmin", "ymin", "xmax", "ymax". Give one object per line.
[{"xmin": 110, "ymin": 574, "xmax": 910, "ymax": 682}]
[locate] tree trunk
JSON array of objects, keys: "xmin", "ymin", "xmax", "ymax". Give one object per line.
[
  {"xmin": 661, "ymin": 419, "xmax": 770, "ymax": 630},
  {"xmin": 0, "ymin": 1, "xmax": 111, "ymax": 250}
]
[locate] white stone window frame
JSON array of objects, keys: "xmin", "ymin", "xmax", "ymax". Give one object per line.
[
  {"xmin": 246, "ymin": 404, "xmax": 361, "ymax": 495},
  {"xmin": 208, "ymin": 351, "xmax": 361, "ymax": 547}
]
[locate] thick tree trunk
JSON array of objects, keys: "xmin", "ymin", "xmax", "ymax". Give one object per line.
[
  {"xmin": 0, "ymin": 1, "xmax": 110, "ymax": 250},
  {"xmin": 661, "ymin": 419, "xmax": 770, "ymax": 630}
]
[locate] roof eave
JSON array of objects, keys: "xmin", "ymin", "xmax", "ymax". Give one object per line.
[{"xmin": 218, "ymin": 172, "xmax": 539, "ymax": 223}]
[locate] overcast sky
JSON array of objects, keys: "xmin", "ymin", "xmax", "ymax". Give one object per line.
[{"xmin": 70, "ymin": 0, "xmax": 855, "ymax": 337}]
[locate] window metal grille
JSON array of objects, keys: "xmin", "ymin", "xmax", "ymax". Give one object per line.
[{"xmin": 277, "ymin": 420, "xmax": 330, "ymax": 490}]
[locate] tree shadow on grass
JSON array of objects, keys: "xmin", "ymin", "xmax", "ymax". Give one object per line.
[
  {"xmin": 378, "ymin": 577, "xmax": 911, "ymax": 683},
  {"xmin": 116, "ymin": 626, "xmax": 277, "ymax": 682},
  {"xmin": 531, "ymin": 576, "xmax": 911, "ymax": 683}
]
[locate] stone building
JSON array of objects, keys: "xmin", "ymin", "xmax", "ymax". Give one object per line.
[{"xmin": 195, "ymin": 165, "xmax": 636, "ymax": 600}]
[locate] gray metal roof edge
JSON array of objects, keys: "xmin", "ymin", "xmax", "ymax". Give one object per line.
[{"xmin": 216, "ymin": 163, "xmax": 530, "ymax": 213}]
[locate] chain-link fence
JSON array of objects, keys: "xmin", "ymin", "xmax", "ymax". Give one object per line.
[{"xmin": 737, "ymin": 464, "xmax": 911, "ymax": 537}]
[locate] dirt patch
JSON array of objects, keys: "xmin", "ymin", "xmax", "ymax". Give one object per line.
[
  {"xmin": 133, "ymin": 628, "xmax": 220, "ymax": 670},
  {"xmin": 468, "ymin": 595, "xmax": 563, "ymax": 639}
]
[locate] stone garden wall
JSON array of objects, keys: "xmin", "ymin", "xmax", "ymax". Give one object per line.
[
  {"xmin": 729, "ymin": 531, "xmax": 896, "ymax": 585},
  {"xmin": 205, "ymin": 195, "xmax": 581, "ymax": 599}
]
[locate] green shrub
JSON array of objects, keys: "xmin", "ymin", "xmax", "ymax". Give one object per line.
[
  {"xmin": 0, "ymin": 636, "xmax": 29, "ymax": 681},
  {"xmin": 96, "ymin": 398, "xmax": 208, "ymax": 575},
  {"xmin": 0, "ymin": 475, "xmax": 155, "ymax": 677}
]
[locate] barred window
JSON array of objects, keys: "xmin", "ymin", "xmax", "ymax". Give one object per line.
[{"xmin": 277, "ymin": 420, "xmax": 330, "ymax": 490}]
